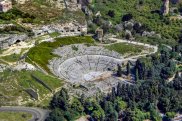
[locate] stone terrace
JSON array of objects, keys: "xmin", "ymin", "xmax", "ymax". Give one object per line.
[{"xmin": 48, "ymin": 44, "xmax": 127, "ymax": 96}]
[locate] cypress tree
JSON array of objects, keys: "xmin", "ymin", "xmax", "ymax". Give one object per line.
[
  {"xmin": 117, "ymin": 82, "xmax": 122, "ymax": 96},
  {"xmin": 126, "ymin": 62, "xmax": 130, "ymax": 76},
  {"xmin": 117, "ymin": 64, "xmax": 122, "ymax": 77},
  {"xmin": 135, "ymin": 68, "xmax": 139, "ymax": 82}
]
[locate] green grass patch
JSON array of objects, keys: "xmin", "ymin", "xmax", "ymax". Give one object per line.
[
  {"xmin": 49, "ymin": 32, "xmax": 60, "ymax": 38},
  {"xmin": 1, "ymin": 54, "xmax": 21, "ymax": 62},
  {"xmin": 26, "ymin": 36, "xmax": 95, "ymax": 73},
  {"xmin": 0, "ymin": 70, "xmax": 63, "ymax": 105},
  {"xmin": 105, "ymin": 43, "xmax": 145, "ymax": 55},
  {"xmin": 0, "ymin": 112, "xmax": 32, "ymax": 121}
]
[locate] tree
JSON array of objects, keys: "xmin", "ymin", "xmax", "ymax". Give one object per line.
[
  {"xmin": 150, "ymin": 108, "xmax": 161, "ymax": 121},
  {"xmin": 173, "ymin": 77, "xmax": 182, "ymax": 90},
  {"xmin": 92, "ymin": 109, "xmax": 105, "ymax": 121},
  {"xmin": 126, "ymin": 62, "xmax": 130, "ymax": 76},
  {"xmin": 117, "ymin": 64, "xmax": 122, "ymax": 77},
  {"xmin": 133, "ymin": 23, "xmax": 141, "ymax": 33},
  {"xmin": 135, "ymin": 68, "xmax": 139, "ymax": 82},
  {"xmin": 50, "ymin": 88, "xmax": 69, "ymax": 110},
  {"xmin": 122, "ymin": 13, "xmax": 133, "ymax": 22},
  {"xmin": 108, "ymin": 87, "xmax": 117, "ymax": 102},
  {"xmin": 114, "ymin": 97, "xmax": 127, "ymax": 112},
  {"xmin": 71, "ymin": 98, "xmax": 84, "ymax": 114},
  {"xmin": 160, "ymin": 67, "xmax": 173, "ymax": 79},
  {"xmin": 107, "ymin": 10, "xmax": 115, "ymax": 18},
  {"xmin": 117, "ymin": 82, "xmax": 122, "ymax": 96},
  {"xmin": 158, "ymin": 97, "xmax": 170, "ymax": 113},
  {"xmin": 131, "ymin": 108, "xmax": 150, "ymax": 121},
  {"xmin": 104, "ymin": 101, "xmax": 118, "ymax": 121},
  {"xmin": 45, "ymin": 108, "xmax": 65, "ymax": 121},
  {"xmin": 166, "ymin": 112, "xmax": 176, "ymax": 120},
  {"xmin": 80, "ymin": 94, "xmax": 86, "ymax": 105},
  {"xmin": 91, "ymin": 100, "xmax": 105, "ymax": 120}
]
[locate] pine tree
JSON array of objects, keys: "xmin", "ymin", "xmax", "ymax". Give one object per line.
[
  {"xmin": 117, "ymin": 82, "xmax": 122, "ymax": 96},
  {"xmin": 126, "ymin": 62, "xmax": 130, "ymax": 76},
  {"xmin": 111, "ymin": 87, "xmax": 116, "ymax": 101},
  {"xmin": 117, "ymin": 64, "xmax": 122, "ymax": 77},
  {"xmin": 135, "ymin": 68, "xmax": 139, "ymax": 82}
]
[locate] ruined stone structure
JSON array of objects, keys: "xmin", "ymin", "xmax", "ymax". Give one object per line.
[
  {"xmin": 0, "ymin": 0, "xmax": 12, "ymax": 12},
  {"xmin": 161, "ymin": 0, "xmax": 170, "ymax": 15},
  {"xmin": 0, "ymin": 34, "xmax": 28, "ymax": 49},
  {"xmin": 33, "ymin": 22, "xmax": 87, "ymax": 37}
]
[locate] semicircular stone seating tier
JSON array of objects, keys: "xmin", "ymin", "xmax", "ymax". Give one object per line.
[{"xmin": 48, "ymin": 44, "xmax": 124, "ymax": 83}]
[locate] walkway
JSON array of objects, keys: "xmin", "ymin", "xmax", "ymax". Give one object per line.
[{"xmin": 0, "ymin": 106, "xmax": 50, "ymax": 121}]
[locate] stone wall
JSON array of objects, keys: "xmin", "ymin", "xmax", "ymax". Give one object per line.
[
  {"xmin": 33, "ymin": 22, "xmax": 87, "ymax": 37},
  {"xmin": 0, "ymin": 34, "xmax": 28, "ymax": 49}
]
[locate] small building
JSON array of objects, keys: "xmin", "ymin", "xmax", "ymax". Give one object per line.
[{"xmin": 0, "ymin": 0, "xmax": 12, "ymax": 12}]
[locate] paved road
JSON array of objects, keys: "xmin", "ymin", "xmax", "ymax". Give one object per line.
[{"xmin": 0, "ymin": 106, "xmax": 50, "ymax": 121}]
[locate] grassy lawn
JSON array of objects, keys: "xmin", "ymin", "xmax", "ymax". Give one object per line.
[
  {"xmin": 105, "ymin": 43, "xmax": 145, "ymax": 55},
  {"xmin": 26, "ymin": 36, "xmax": 95, "ymax": 73},
  {"xmin": 49, "ymin": 32, "xmax": 60, "ymax": 38},
  {"xmin": 0, "ymin": 112, "xmax": 32, "ymax": 121},
  {"xmin": 0, "ymin": 70, "xmax": 63, "ymax": 106},
  {"xmin": 1, "ymin": 54, "xmax": 21, "ymax": 62}
]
